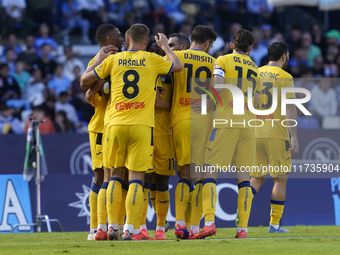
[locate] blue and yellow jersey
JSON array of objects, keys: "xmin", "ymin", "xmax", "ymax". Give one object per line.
[
  {"xmin": 87, "ymin": 57, "xmax": 107, "ymax": 133},
  {"xmin": 94, "ymin": 50, "xmax": 173, "ymax": 127},
  {"xmin": 155, "ymin": 75, "xmax": 172, "ymax": 136},
  {"xmin": 255, "ymin": 65, "xmax": 295, "ymax": 140},
  {"xmin": 167, "ymin": 49, "xmax": 215, "ymax": 127},
  {"xmin": 213, "ymin": 52, "xmax": 260, "ymax": 130}
]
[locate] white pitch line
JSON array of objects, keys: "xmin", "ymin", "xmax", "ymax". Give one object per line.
[{"xmin": 1, "ymin": 235, "xmax": 340, "ymax": 246}]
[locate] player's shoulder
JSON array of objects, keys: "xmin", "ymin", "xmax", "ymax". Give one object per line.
[
  {"xmin": 87, "ymin": 56, "xmax": 96, "ymax": 68},
  {"xmin": 278, "ymin": 69, "xmax": 293, "ymax": 79}
]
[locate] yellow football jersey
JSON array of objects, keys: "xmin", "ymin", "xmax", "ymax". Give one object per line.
[
  {"xmin": 168, "ymin": 49, "xmax": 215, "ymax": 127},
  {"xmin": 87, "ymin": 57, "xmax": 107, "ymax": 133},
  {"xmin": 213, "ymin": 52, "xmax": 260, "ymax": 130},
  {"xmin": 94, "ymin": 50, "xmax": 173, "ymax": 127},
  {"xmin": 154, "ymin": 75, "xmax": 172, "ymax": 136},
  {"xmin": 255, "ymin": 65, "xmax": 295, "ymax": 140}
]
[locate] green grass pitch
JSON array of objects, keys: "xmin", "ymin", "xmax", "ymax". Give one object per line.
[{"xmin": 1, "ymin": 226, "xmax": 340, "ymax": 255}]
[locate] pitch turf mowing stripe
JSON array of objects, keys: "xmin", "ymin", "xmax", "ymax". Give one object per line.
[{"xmin": 2, "ymin": 235, "xmax": 340, "ymax": 246}]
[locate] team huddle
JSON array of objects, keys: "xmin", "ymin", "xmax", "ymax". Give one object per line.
[{"xmin": 80, "ymin": 22, "xmax": 299, "ymax": 241}]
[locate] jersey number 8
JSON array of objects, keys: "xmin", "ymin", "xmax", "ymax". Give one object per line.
[{"xmin": 123, "ymin": 70, "xmax": 140, "ymax": 99}]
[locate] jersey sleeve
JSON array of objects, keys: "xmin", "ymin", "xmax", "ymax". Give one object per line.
[
  {"xmin": 94, "ymin": 55, "xmax": 113, "ymax": 80},
  {"xmin": 156, "ymin": 54, "xmax": 175, "ymax": 75},
  {"xmin": 213, "ymin": 57, "xmax": 226, "ymax": 79},
  {"xmin": 282, "ymin": 74, "xmax": 295, "ymax": 99}
]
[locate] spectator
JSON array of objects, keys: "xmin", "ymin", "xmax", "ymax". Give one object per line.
[
  {"xmin": 288, "ymin": 46, "xmax": 309, "ymax": 68},
  {"xmin": 324, "ymin": 44, "xmax": 339, "ymax": 64},
  {"xmin": 62, "ymin": 0, "xmax": 91, "ymax": 45},
  {"xmin": 11, "ymin": 60, "xmax": 30, "ymax": 97},
  {"xmin": 301, "ymin": 32, "xmax": 322, "ymax": 68},
  {"xmin": 287, "ymin": 24, "xmax": 302, "ymax": 52},
  {"xmin": 47, "ymin": 65, "xmax": 71, "ymax": 97},
  {"xmin": 260, "ymin": 24, "xmax": 272, "ymax": 48},
  {"xmin": 178, "ymin": 20, "xmax": 194, "ymax": 39},
  {"xmin": 55, "ymin": 46, "xmax": 85, "ymax": 82},
  {"xmin": 310, "ymin": 79, "xmax": 338, "ymax": 125},
  {"xmin": 311, "ymin": 23, "xmax": 327, "ymax": 56},
  {"xmin": 312, "ymin": 56, "xmax": 324, "ymax": 77},
  {"xmin": 0, "ymin": 64, "xmax": 21, "ymax": 99},
  {"xmin": 246, "ymin": 0, "xmax": 273, "ymax": 27},
  {"xmin": 3, "ymin": 48, "xmax": 16, "ymax": 73},
  {"xmin": 18, "ymin": 35, "xmax": 39, "ymax": 71},
  {"xmin": 71, "ymin": 66, "xmax": 84, "ymax": 96},
  {"xmin": 34, "ymin": 23, "xmax": 58, "ymax": 57},
  {"xmin": 55, "ymin": 91, "xmax": 79, "ymax": 126},
  {"xmin": 54, "ymin": 110, "xmax": 74, "ymax": 133},
  {"xmin": 325, "ymin": 29, "xmax": 340, "ymax": 47},
  {"xmin": 77, "ymin": 0, "xmax": 107, "ymax": 27},
  {"xmin": 149, "ymin": 23, "xmax": 166, "ymax": 43},
  {"xmin": 24, "ymin": 104, "xmax": 56, "ymax": 134},
  {"xmin": 26, "ymin": 0, "xmax": 55, "ymax": 34},
  {"xmin": 0, "ymin": 103, "xmax": 23, "ymax": 134},
  {"xmin": 0, "ymin": 0, "xmax": 33, "ymax": 38},
  {"xmin": 26, "ymin": 67, "xmax": 46, "ymax": 106},
  {"xmin": 42, "ymin": 94, "xmax": 56, "ymax": 121},
  {"xmin": 32, "ymin": 44, "xmax": 57, "ymax": 83},
  {"xmin": 249, "ymin": 30, "xmax": 267, "ymax": 66},
  {"xmin": 1, "ymin": 34, "xmax": 22, "ymax": 57},
  {"xmin": 107, "ymin": 0, "xmax": 133, "ymax": 30}
]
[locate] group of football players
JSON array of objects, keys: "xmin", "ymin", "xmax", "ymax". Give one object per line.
[{"xmin": 79, "ymin": 21, "xmax": 299, "ymax": 241}]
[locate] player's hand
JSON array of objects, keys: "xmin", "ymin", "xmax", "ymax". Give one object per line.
[
  {"xmin": 96, "ymin": 46, "xmax": 118, "ymax": 62},
  {"xmin": 155, "ymin": 33, "xmax": 169, "ymax": 50},
  {"xmin": 289, "ymin": 137, "xmax": 299, "ymax": 155}
]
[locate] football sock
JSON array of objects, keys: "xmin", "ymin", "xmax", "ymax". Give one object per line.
[
  {"xmin": 107, "ymin": 177, "xmax": 123, "ymax": 229},
  {"xmin": 97, "ymin": 182, "xmax": 108, "ymax": 231},
  {"xmin": 156, "ymin": 187, "xmax": 170, "ymax": 227},
  {"xmin": 175, "ymin": 179, "xmax": 191, "ymax": 225},
  {"xmin": 270, "ymin": 200, "xmax": 285, "ymax": 226},
  {"xmin": 202, "ymin": 179, "xmax": 217, "ymax": 223},
  {"xmin": 185, "ymin": 183, "xmax": 194, "ymax": 226},
  {"xmin": 237, "ymin": 181, "xmax": 254, "ymax": 229},
  {"xmin": 141, "ymin": 184, "xmax": 151, "ymax": 227},
  {"xmin": 191, "ymin": 179, "xmax": 203, "ymax": 232},
  {"xmin": 150, "ymin": 183, "xmax": 157, "ymax": 213},
  {"xmin": 118, "ymin": 184, "xmax": 128, "ymax": 227},
  {"xmin": 125, "ymin": 180, "xmax": 144, "ymax": 231},
  {"xmin": 90, "ymin": 183, "xmax": 100, "ymax": 230}
]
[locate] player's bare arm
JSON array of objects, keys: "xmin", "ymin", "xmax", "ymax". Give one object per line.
[
  {"xmin": 155, "ymin": 90, "xmax": 171, "ymax": 110},
  {"xmin": 286, "ymin": 104, "xmax": 299, "ymax": 155},
  {"xmin": 80, "ymin": 46, "xmax": 118, "ymax": 90},
  {"xmin": 155, "ymin": 33, "xmax": 183, "ymax": 72},
  {"xmin": 85, "ymin": 79, "xmax": 106, "ymax": 105}
]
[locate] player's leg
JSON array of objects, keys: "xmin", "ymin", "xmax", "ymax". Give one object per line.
[
  {"xmin": 117, "ymin": 174, "xmax": 129, "ymax": 236},
  {"xmin": 107, "ymin": 167, "xmax": 125, "ymax": 240},
  {"xmin": 89, "ymin": 131, "xmax": 107, "ymax": 240},
  {"xmin": 140, "ymin": 172, "xmax": 153, "ymax": 238},
  {"xmin": 122, "ymin": 126, "xmax": 152, "ymax": 240},
  {"xmin": 267, "ymin": 139, "xmax": 291, "ymax": 233},
  {"xmin": 173, "ymin": 120, "xmax": 191, "ymax": 238},
  {"xmin": 95, "ymin": 167, "xmax": 110, "ymax": 240},
  {"xmin": 189, "ymin": 119, "xmax": 212, "ymax": 238},
  {"xmin": 89, "ymin": 168, "xmax": 103, "ymax": 240},
  {"xmin": 185, "ymin": 183, "xmax": 194, "ymax": 228},
  {"xmin": 193, "ymin": 128, "xmax": 231, "ymax": 239},
  {"xmin": 234, "ymin": 130, "xmax": 257, "ymax": 238},
  {"xmin": 153, "ymin": 135, "xmax": 175, "ymax": 240}
]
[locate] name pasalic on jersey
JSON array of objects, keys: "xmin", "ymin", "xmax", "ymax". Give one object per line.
[
  {"xmin": 260, "ymin": 71, "xmax": 280, "ymax": 79},
  {"xmin": 184, "ymin": 53, "xmax": 213, "ymax": 63},
  {"xmin": 118, "ymin": 58, "xmax": 146, "ymax": 67},
  {"xmin": 115, "ymin": 102, "xmax": 145, "ymax": 110}
]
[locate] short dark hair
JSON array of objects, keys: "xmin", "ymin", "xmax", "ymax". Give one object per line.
[
  {"xmin": 129, "ymin": 23, "xmax": 149, "ymax": 44},
  {"xmin": 169, "ymin": 33, "xmax": 190, "ymax": 49},
  {"xmin": 96, "ymin": 24, "xmax": 118, "ymax": 44},
  {"xmin": 232, "ymin": 29, "xmax": 254, "ymax": 53},
  {"xmin": 268, "ymin": 42, "xmax": 289, "ymax": 62},
  {"xmin": 191, "ymin": 25, "xmax": 217, "ymax": 45},
  {"xmin": 146, "ymin": 40, "xmax": 156, "ymax": 52}
]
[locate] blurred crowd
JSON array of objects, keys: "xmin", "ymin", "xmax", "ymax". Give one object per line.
[{"xmin": 1, "ymin": 0, "xmax": 340, "ymax": 134}]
